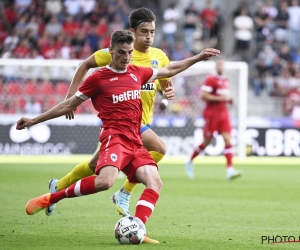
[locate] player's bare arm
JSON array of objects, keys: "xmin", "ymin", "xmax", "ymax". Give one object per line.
[
  {"xmin": 155, "ymin": 48, "xmax": 220, "ymax": 79},
  {"xmin": 201, "ymin": 90, "xmax": 232, "ymax": 102},
  {"xmin": 16, "ymin": 96, "xmax": 84, "ymax": 130},
  {"xmin": 65, "ymin": 54, "xmax": 98, "ymax": 120},
  {"xmin": 158, "ymin": 79, "xmax": 175, "ymax": 100}
]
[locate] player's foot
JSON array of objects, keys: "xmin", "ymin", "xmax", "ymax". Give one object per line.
[
  {"xmin": 111, "ymin": 190, "xmax": 130, "ymax": 216},
  {"xmin": 226, "ymin": 167, "xmax": 243, "ymax": 181},
  {"xmin": 142, "ymin": 236, "xmax": 160, "ymax": 244},
  {"xmin": 185, "ymin": 160, "xmax": 194, "ymax": 179},
  {"xmin": 45, "ymin": 178, "xmax": 58, "ymax": 216},
  {"xmin": 26, "ymin": 193, "xmax": 52, "ymax": 215}
]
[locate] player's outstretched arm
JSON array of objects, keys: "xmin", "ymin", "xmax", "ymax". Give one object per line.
[
  {"xmin": 156, "ymin": 48, "xmax": 220, "ymax": 79},
  {"xmin": 65, "ymin": 54, "xmax": 98, "ymax": 120},
  {"xmin": 16, "ymin": 96, "xmax": 84, "ymax": 130}
]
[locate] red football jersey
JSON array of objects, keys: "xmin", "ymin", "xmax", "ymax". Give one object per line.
[
  {"xmin": 76, "ymin": 65, "xmax": 157, "ymax": 145},
  {"xmin": 201, "ymin": 74, "xmax": 230, "ymax": 118}
]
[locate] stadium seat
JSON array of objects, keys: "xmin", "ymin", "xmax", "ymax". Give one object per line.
[
  {"xmin": 24, "ymin": 82, "xmax": 38, "ymax": 95},
  {"xmin": 40, "ymin": 81, "xmax": 54, "ymax": 95},
  {"xmin": 55, "ymin": 82, "xmax": 69, "ymax": 96},
  {"xmin": 6, "ymin": 82, "xmax": 21, "ymax": 95},
  {"xmin": 18, "ymin": 97, "xmax": 27, "ymax": 109}
]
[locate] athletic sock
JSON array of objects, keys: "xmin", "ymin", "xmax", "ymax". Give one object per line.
[
  {"xmin": 190, "ymin": 143, "xmax": 206, "ymax": 161},
  {"xmin": 224, "ymin": 144, "xmax": 233, "ymax": 168},
  {"xmin": 50, "ymin": 176, "xmax": 97, "ymax": 203},
  {"xmin": 123, "ymin": 179, "xmax": 136, "ymax": 193},
  {"xmin": 135, "ymin": 189, "xmax": 159, "ymax": 224},
  {"xmin": 57, "ymin": 161, "xmax": 94, "ymax": 190},
  {"xmin": 149, "ymin": 151, "xmax": 164, "ymax": 163}
]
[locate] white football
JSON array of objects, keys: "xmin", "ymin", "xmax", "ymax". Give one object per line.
[{"xmin": 114, "ymin": 216, "xmax": 146, "ymax": 244}]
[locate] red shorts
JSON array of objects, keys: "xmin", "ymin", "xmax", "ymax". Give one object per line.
[
  {"xmin": 95, "ymin": 135, "xmax": 157, "ymax": 183},
  {"xmin": 203, "ymin": 116, "xmax": 231, "ymax": 139}
]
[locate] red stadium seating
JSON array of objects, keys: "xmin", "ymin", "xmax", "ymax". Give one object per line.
[
  {"xmin": 6, "ymin": 82, "xmax": 21, "ymax": 95},
  {"xmin": 55, "ymin": 82, "xmax": 69, "ymax": 95},
  {"xmin": 40, "ymin": 81, "xmax": 54, "ymax": 95},
  {"xmin": 24, "ymin": 82, "xmax": 37, "ymax": 95}
]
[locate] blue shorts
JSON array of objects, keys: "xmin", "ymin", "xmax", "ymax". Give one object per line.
[{"xmin": 140, "ymin": 124, "xmax": 151, "ymax": 134}]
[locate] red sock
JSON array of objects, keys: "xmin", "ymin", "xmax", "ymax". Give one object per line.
[
  {"xmin": 50, "ymin": 176, "xmax": 97, "ymax": 204},
  {"xmin": 135, "ymin": 189, "xmax": 159, "ymax": 224},
  {"xmin": 224, "ymin": 144, "xmax": 233, "ymax": 168},
  {"xmin": 190, "ymin": 143, "xmax": 206, "ymax": 161}
]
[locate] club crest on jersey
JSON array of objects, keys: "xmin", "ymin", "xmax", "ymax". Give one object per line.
[
  {"xmin": 150, "ymin": 60, "xmax": 158, "ymax": 69},
  {"xmin": 111, "ymin": 153, "xmax": 117, "ymax": 162},
  {"xmin": 130, "ymin": 73, "xmax": 137, "ymax": 82}
]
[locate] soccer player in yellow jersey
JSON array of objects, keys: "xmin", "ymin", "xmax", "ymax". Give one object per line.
[{"xmin": 46, "ymin": 7, "xmax": 174, "ymax": 236}]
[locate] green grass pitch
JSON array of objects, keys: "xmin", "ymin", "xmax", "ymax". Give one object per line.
[{"xmin": 0, "ymin": 156, "xmax": 300, "ymax": 250}]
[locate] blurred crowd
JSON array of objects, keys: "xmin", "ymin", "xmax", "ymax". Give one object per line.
[
  {"xmin": 232, "ymin": 0, "xmax": 300, "ymax": 118},
  {"xmin": 0, "ymin": 0, "xmax": 300, "ymax": 119}
]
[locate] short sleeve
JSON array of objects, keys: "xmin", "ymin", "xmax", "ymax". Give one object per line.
[
  {"xmin": 135, "ymin": 66, "xmax": 157, "ymax": 85},
  {"xmin": 76, "ymin": 71, "xmax": 101, "ymax": 100},
  {"xmin": 201, "ymin": 75, "xmax": 214, "ymax": 93},
  {"xmin": 94, "ymin": 48, "xmax": 112, "ymax": 67}
]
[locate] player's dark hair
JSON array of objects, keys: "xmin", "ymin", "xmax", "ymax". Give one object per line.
[
  {"xmin": 110, "ymin": 30, "xmax": 134, "ymax": 48},
  {"xmin": 129, "ymin": 7, "xmax": 156, "ymax": 30}
]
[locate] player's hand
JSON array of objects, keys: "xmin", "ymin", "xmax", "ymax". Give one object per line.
[
  {"xmin": 227, "ymin": 98, "xmax": 234, "ymax": 105},
  {"xmin": 164, "ymin": 79, "xmax": 175, "ymax": 100},
  {"xmin": 16, "ymin": 117, "xmax": 34, "ymax": 130},
  {"xmin": 64, "ymin": 94, "xmax": 76, "ymax": 120},
  {"xmin": 65, "ymin": 110, "xmax": 76, "ymax": 120},
  {"xmin": 198, "ymin": 48, "xmax": 220, "ymax": 61}
]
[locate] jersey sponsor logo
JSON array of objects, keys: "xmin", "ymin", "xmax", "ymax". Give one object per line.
[
  {"xmin": 112, "ymin": 90, "xmax": 141, "ymax": 103},
  {"xmin": 110, "ymin": 77, "xmax": 118, "ymax": 81},
  {"xmin": 150, "ymin": 60, "xmax": 158, "ymax": 69},
  {"xmin": 141, "ymin": 82, "xmax": 154, "ymax": 92},
  {"xmin": 111, "ymin": 153, "xmax": 117, "ymax": 162},
  {"xmin": 130, "ymin": 73, "xmax": 137, "ymax": 82}
]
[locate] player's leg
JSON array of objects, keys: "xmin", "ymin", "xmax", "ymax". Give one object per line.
[
  {"xmin": 112, "ymin": 125, "xmax": 165, "ymax": 216},
  {"xmin": 27, "ymin": 136, "xmax": 131, "ymax": 215},
  {"xmin": 134, "ymin": 165, "xmax": 162, "ymax": 244},
  {"xmin": 127, "ymin": 146, "xmax": 162, "ymax": 244},
  {"xmin": 134, "ymin": 165, "xmax": 162, "ymax": 223},
  {"xmin": 185, "ymin": 118, "xmax": 213, "ymax": 179},
  {"xmin": 221, "ymin": 132, "xmax": 242, "ymax": 180},
  {"xmin": 45, "ymin": 149, "xmax": 98, "ymax": 216},
  {"xmin": 220, "ymin": 118, "xmax": 242, "ymax": 180},
  {"xmin": 26, "ymin": 166, "xmax": 119, "ymax": 215},
  {"xmin": 57, "ymin": 149, "xmax": 98, "ymax": 191}
]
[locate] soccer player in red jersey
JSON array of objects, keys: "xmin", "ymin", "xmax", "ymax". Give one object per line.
[
  {"xmin": 16, "ymin": 30, "xmax": 220, "ymax": 243},
  {"xmin": 185, "ymin": 58, "xmax": 242, "ymax": 180}
]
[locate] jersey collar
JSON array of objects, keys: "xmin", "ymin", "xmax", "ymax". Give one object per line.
[{"xmin": 106, "ymin": 65, "xmax": 127, "ymax": 73}]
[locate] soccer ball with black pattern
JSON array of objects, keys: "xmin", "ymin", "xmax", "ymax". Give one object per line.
[{"xmin": 114, "ymin": 216, "xmax": 146, "ymax": 244}]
